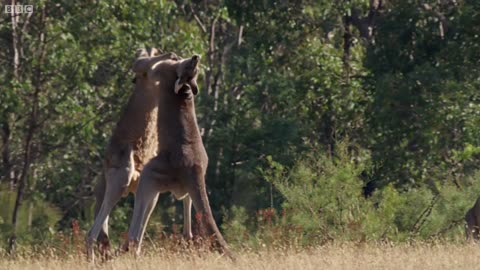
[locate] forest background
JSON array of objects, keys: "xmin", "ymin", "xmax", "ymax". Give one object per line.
[{"xmin": 0, "ymin": 0, "xmax": 479, "ymax": 252}]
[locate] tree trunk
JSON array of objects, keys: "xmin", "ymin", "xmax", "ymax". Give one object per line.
[
  {"xmin": 9, "ymin": 5, "xmax": 46, "ymax": 254},
  {"xmin": 1, "ymin": 122, "xmax": 12, "ymax": 182},
  {"xmin": 342, "ymin": 13, "xmax": 352, "ymax": 80}
]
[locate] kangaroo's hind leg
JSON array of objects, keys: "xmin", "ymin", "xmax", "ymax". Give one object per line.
[{"xmin": 87, "ymin": 144, "xmax": 135, "ymax": 263}]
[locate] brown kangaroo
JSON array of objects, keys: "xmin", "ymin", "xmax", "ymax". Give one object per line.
[
  {"xmin": 86, "ymin": 49, "xmax": 194, "ymax": 263},
  {"xmin": 123, "ymin": 55, "xmax": 231, "ymax": 257},
  {"xmin": 466, "ymin": 197, "xmax": 480, "ymax": 242}
]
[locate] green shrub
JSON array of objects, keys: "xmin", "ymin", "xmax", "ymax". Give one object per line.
[{"xmin": 226, "ymin": 141, "xmax": 480, "ymax": 246}]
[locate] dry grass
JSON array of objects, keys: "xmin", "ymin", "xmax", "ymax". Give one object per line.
[{"xmin": 1, "ymin": 242, "xmax": 480, "ymax": 270}]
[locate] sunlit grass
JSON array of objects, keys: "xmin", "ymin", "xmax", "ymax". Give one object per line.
[{"xmin": 1, "ymin": 242, "xmax": 479, "ymax": 270}]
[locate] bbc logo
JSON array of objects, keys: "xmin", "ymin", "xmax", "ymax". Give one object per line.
[{"xmin": 5, "ymin": 5, "xmax": 33, "ymax": 14}]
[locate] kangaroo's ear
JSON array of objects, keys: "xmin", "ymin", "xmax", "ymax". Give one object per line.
[
  {"xmin": 175, "ymin": 55, "xmax": 200, "ymax": 95},
  {"xmin": 135, "ymin": 48, "xmax": 149, "ymax": 58},
  {"xmin": 150, "ymin": 47, "xmax": 163, "ymax": 57},
  {"xmin": 149, "ymin": 47, "xmax": 160, "ymax": 57},
  {"xmin": 132, "ymin": 48, "xmax": 151, "ymax": 74}
]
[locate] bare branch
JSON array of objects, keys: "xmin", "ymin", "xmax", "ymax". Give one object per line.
[
  {"xmin": 238, "ymin": 25, "xmax": 244, "ymax": 46},
  {"xmin": 411, "ymin": 194, "xmax": 440, "ymax": 235},
  {"xmin": 188, "ymin": 5, "xmax": 207, "ymax": 33},
  {"xmin": 20, "ymin": 11, "xmax": 34, "ymax": 37},
  {"xmin": 11, "ymin": 0, "xmax": 20, "ymax": 79}
]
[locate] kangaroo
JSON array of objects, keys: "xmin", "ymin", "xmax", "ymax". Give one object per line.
[
  {"xmin": 86, "ymin": 49, "xmax": 193, "ymax": 263},
  {"xmin": 466, "ymin": 197, "xmax": 480, "ymax": 242},
  {"xmin": 123, "ymin": 54, "xmax": 232, "ymax": 258}
]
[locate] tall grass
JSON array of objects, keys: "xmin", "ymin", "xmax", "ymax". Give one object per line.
[{"xmin": 2, "ymin": 242, "xmax": 480, "ymax": 270}]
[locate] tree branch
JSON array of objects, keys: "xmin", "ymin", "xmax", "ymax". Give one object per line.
[{"xmin": 188, "ymin": 4, "xmax": 207, "ymax": 33}]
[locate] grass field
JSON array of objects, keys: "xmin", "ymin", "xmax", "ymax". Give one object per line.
[{"xmin": 1, "ymin": 242, "xmax": 480, "ymax": 270}]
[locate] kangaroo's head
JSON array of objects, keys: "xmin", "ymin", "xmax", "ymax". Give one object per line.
[
  {"xmin": 131, "ymin": 47, "xmax": 171, "ymax": 84},
  {"xmin": 174, "ymin": 55, "xmax": 200, "ymax": 96},
  {"xmin": 132, "ymin": 53, "xmax": 201, "ymax": 98}
]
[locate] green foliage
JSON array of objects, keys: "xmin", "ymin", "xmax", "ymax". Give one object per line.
[
  {"xmin": 258, "ymin": 142, "xmax": 371, "ymax": 243},
  {"xmin": 244, "ymin": 141, "xmax": 480, "ymax": 244},
  {"xmin": 366, "ymin": 0, "xmax": 480, "ymax": 187},
  {"xmin": 221, "ymin": 206, "xmax": 249, "ymax": 246},
  {"xmin": 0, "ymin": 186, "xmax": 61, "ymax": 245}
]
